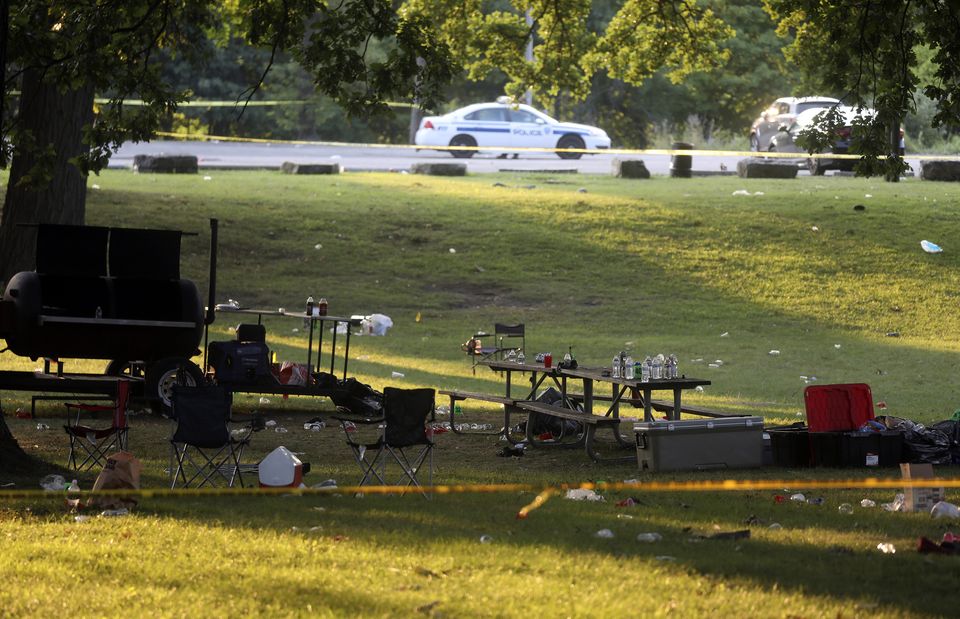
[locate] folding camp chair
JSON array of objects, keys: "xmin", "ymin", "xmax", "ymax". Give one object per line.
[
  {"xmin": 335, "ymin": 387, "xmax": 436, "ymax": 496},
  {"xmin": 464, "ymin": 323, "xmax": 525, "ymax": 371},
  {"xmin": 169, "ymin": 384, "xmax": 251, "ymax": 488},
  {"xmin": 64, "ymin": 379, "xmax": 131, "ymax": 471}
]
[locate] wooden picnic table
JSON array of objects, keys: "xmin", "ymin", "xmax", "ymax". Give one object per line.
[{"xmin": 478, "ymin": 359, "xmax": 711, "ymax": 462}]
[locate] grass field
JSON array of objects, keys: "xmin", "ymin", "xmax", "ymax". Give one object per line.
[{"xmin": 2, "ymin": 169, "xmax": 960, "ymax": 617}]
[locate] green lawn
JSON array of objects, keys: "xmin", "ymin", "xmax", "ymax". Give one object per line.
[{"xmin": 2, "ymin": 169, "xmax": 959, "ymax": 617}]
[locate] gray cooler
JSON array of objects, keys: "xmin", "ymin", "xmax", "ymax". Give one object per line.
[{"xmin": 634, "ymin": 417, "xmax": 764, "ymax": 472}]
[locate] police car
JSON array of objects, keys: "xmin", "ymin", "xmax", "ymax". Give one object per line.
[{"xmin": 414, "ymin": 99, "xmax": 611, "ymax": 159}]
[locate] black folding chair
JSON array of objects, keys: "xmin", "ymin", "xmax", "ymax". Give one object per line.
[
  {"xmin": 335, "ymin": 387, "xmax": 436, "ymax": 496},
  {"xmin": 64, "ymin": 379, "xmax": 131, "ymax": 471},
  {"xmin": 464, "ymin": 323, "xmax": 525, "ymax": 372},
  {"xmin": 169, "ymin": 384, "xmax": 250, "ymax": 488}
]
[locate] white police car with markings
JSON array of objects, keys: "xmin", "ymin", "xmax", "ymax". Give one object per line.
[{"xmin": 414, "ymin": 99, "xmax": 611, "ymax": 159}]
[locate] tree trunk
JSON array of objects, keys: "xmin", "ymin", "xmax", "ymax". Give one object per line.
[
  {"xmin": 0, "ymin": 411, "xmax": 36, "ymax": 472},
  {"xmin": 0, "ymin": 68, "xmax": 95, "ymax": 285}
]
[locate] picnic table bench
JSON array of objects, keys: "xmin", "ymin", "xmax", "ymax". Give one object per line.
[
  {"xmin": 438, "ymin": 389, "xmax": 520, "ymax": 436},
  {"xmin": 516, "ymin": 400, "xmax": 638, "ymax": 462}
]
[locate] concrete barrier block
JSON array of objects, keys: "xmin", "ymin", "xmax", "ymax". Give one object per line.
[
  {"xmin": 280, "ymin": 161, "xmax": 341, "ymax": 175},
  {"xmin": 737, "ymin": 157, "xmax": 798, "ymax": 179},
  {"xmin": 410, "ymin": 162, "xmax": 467, "ymax": 176},
  {"xmin": 132, "ymin": 155, "xmax": 198, "ymax": 174},
  {"xmin": 612, "ymin": 158, "xmax": 651, "ymax": 179},
  {"xmin": 920, "ymin": 160, "xmax": 960, "ymax": 182}
]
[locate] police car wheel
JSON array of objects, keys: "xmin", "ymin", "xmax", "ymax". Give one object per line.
[
  {"xmin": 556, "ymin": 135, "xmax": 584, "ymax": 160},
  {"xmin": 449, "ymin": 135, "xmax": 477, "ymax": 159}
]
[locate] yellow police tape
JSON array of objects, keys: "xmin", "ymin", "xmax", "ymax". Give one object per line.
[
  {"xmin": 154, "ymin": 130, "xmax": 960, "ymax": 162},
  {"xmin": 3, "ymin": 477, "xmax": 957, "ymax": 502}
]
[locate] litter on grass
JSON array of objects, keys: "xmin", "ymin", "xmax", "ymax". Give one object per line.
[{"xmin": 921, "ymin": 240, "xmax": 943, "ymax": 253}]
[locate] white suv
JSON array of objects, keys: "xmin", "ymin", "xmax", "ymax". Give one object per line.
[{"xmin": 750, "ymin": 96, "xmax": 840, "ymax": 151}]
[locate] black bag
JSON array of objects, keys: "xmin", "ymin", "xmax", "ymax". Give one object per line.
[
  {"xmin": 330, "ymin": 378, "xmax": 383, "ymax": 416},
  {"xmin": 525, "ymin": 387, "xmax": 583, "ymax": 436},
  {"xmin": 207, "ymin": 340, "xmax": 271, "ymax": 385}
]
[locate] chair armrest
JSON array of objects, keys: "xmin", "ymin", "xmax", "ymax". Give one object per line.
[
  {"xmin": 64, "ymin": 403, "xmax": 113, "ymax": 413},
  {"xmin": 331, "ymin": 415, "xmax": 383, "ymax": 425}
]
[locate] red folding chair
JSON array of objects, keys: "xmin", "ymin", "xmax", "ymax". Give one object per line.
[{"xmin": 64, "ymin": 380, "xmax": 131, "ymax": 470}]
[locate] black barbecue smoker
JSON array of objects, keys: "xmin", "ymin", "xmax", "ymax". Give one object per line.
[{"xmin": 0, "ymin": 219, "xmax": 219, "ymax": 409}]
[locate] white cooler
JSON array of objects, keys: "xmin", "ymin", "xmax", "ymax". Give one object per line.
[{"xmin": 634, "ymin": 416, "xmax": 764, "ymax": 472}]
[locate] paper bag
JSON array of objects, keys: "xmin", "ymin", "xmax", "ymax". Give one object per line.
[{"xmin": 89, "ymin": 451, "xmax": 143, "ymax": 510}]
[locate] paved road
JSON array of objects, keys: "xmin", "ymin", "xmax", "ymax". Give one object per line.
[{"xmin": 110, "ymin": 140, "xmax": 929, "ymax": 176}]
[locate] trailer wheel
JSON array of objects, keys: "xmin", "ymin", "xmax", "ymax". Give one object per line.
[
  {"xmin": 104, "ymin": 360, "xmax": 145, "ymax": 378},
  {"xmin": 146, "ymin": 358, "xmax": 203, "ymax": 412}
]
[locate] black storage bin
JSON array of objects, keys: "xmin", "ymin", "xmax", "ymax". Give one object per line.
[
  {"xmin": 769, "ymin": 428, "xmax": 811, "ymax": 467},
  {"xmin": 810, "ymin": 430, "xmax": 904, "ymax": 467}
]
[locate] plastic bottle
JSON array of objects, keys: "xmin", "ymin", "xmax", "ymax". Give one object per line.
[
  {"xmin": 668, "ymin": 354, "xmax": 679, "ymax": 378},
  {"xmin": 95, "ymin": 306, "xmax": 102, "ymax": 319},
  {"xmin": 304, "ymin": 296, "xmax": 314, "ymax": 328},
  {"xmin": 652, "ymin": 354, "xmax": 664, "ymax": 380},
  {"xmin": 612, "ymin": 352, "xmax": 621, "ymax": 378},
  {"xmin": 624, "ymin": 355, "xmax": 635, "ymax": 379},
  {"xmin": 317, "ymin": 297, "xmax": 327, "ymax": 316},
  {"xmin": 642, "ymin": 356, "xmax": 652, "ymax": 382},
  {"xmin": 66, "ymin": 479, "xmax": 80, "ymax": 511},
  {"xmin": 636, "ymin": 532, "xmax": 663, "ymax": 542},
  {"xmin": 517, "ymin": 351, "xmax": 525, "ymax": 364}
]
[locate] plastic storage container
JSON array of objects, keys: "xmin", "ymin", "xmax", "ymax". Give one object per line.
[{"xmin": 634, "ymin": 417, "xmax": 764, "ymax": 472}]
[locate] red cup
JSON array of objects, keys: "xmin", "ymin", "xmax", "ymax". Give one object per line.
[{"xmin": 544, "ymin": 353, "xmax": 553, "ymax": 368}]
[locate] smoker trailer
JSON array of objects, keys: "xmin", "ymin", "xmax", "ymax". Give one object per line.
[{"xmin": 0, "ymin": 219, "xmax": 219, "ymax": 409}]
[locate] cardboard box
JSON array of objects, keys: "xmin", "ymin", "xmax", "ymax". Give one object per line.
[
  {"xmin": 634, "ymin": 417, "xmax": 764, "ymax": 472},
  {"xmin": 900, "ymin": 463, "xmax": 945, "ymax": 512}
]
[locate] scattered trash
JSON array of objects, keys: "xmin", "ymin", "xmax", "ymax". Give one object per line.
[
  {"xmin": 65, "ymin": 479, "xmax": 80, "ymax": 511},
  {"xmin": 449, "ymin": 248, "xmax": 457, "ymax": 254},
  {"xmin": 768, "ymin": 523, "xmax": 782, "ymax": 530},
  {"xmin": 732, "ymin": 189, "xmax": 752, "ymax": 196},
  {"xmin": 917, "ymin": 536, "xmax": 960, "ymax": 555},
  {"xmin": 768, "ymin": 350, "xmax": 780, "ymax": 356},
  {"xmin": 577, "ymin": 188, "xmax": 588, "ymax": 193},
  {"xmin": 811, "ymin": 225, "xmax": 819, "ymax": 232},
  {"xmin": 834, "ymin": 344, "xmax": 842, "ymax": 349},
  {"xmin": 886, "ymin": 331, "xmax": 900, "ymax": 337},
  {"xmin": 203, "ymin": 175, "xmax": 212, "ymax": 181},
  {"xmin": 40, "ymin": 474, "xmax": 66, "ymax": 492},
  {"xmin": 479, "ymin": 534, "xmax": 493, "ymax": 543},
  {"xmin": 636, "ymin": 532, "xmax": 662, "ymax": 542},
  {"xmin": 881, "ymin": 493, "xmax": 905, "ymax": 512},
  {"xmin": 864, "ymin": 194, "xmax": 873, "ymax": 198},
  {"xmin": 303, "ymin": 420, "xmax": 325, "ymax": 431},
  {"xmin": 496, "ymin": 445, "xmax": 525, "ymax": 457},
  {"xmin": 807, "ymin": 497, "xmax": 824, "ymax": 505},
  {"xmin": 314, "ymin": 243, "xmax": 322, "ymax": 250},
  {"xmin": 931, "ymin": 501, "xmax": 960, "ymax": 519},
  {"xmin": 876, "ymin": 542, "xmax": 896, "ymax": 554},
  {"xmin": 15, "ymin": 408, "xmax": 29, "ymax": 419},
  {"xmin": 91, "ymin": 184, "xmax": 101, "ymax": 190},
  {"xmin": 594, "ymin": 529, "xmax": 615, "ymax": 539},
  {"xmin": 265, "ymin": 420, "xmax": 277, "ymax": 427},
  {"xmin": 616, "ymin": 514, "xmax": 634, "ymax": 520},
  {"xmin": 616, "ymin": 498, "xmax": 640, "ymax": 507},
  {"xmin": 274, "ymin": 426, "xmax": 289, "ymax": 433},
  {"xmin": 720, "ymin": 331, "xmax": 729, "ymax": 337},
  {"xmin": 773, "ymin": 495, "xmax": 786, "ymax": 504},
  {"xmin": 100, "ymin": 508, "xmax": 130, "ymax": 517},
  {"xmin": 861, "ymin": 499, "xmax": 877, "ymax": 508},
  {"xmin": 35, "ymin": 423, "xmax": 49, "ymax": 431},
  {"xmin": 694, "ymin": 386, "xmax": 704, "ymax": 393},
  {"xmin": 838, "ymin": 503, "xmax": 854, "ymax": 514},
  {"xmin": 564, "ymin": 488, "xmax": 604, "ymax": 502},
  {"xmin": 391, "ymin": 371, "xmax": 405, "ymax": 378},
  {"xmin": 0, "ymin": 482, "xmax": 14, "ymax": 488},
  {"xmin": 921, "ymin": 240, "xmax": 943, "ymax": 253},
  {"xmin": 790, "ymin": 493, "xmax": 806, "ymax": 502},
  {"xmin": 708, "ymin": 363, "xmax": 721, "ymax": 368},
  {"xmin": 73, "ymin": 515, "xmax": 91, "ymax": 523},
  {"xmin": 876, "ymin": 401, "xmax": 887, "ymax": 409}
]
